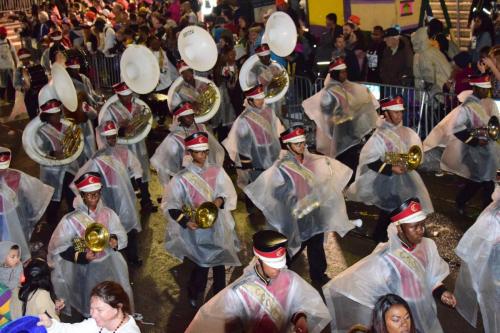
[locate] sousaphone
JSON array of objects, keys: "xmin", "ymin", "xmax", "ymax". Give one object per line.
[
  {"xmin": 98, "ymin": 45, "xmax": 158, "ymax": 144},
  {"xmin": 23, "ymin": 63, "xmax": 83, "ymax": 166},
  {"xmin": 239, "ymin": 12, "xmax": 297, "ymax": 103},
  {"xmin": 172, "ymin": 25, "xmax": 221, "ymax": 123}
]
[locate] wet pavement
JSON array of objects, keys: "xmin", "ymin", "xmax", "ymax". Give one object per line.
[{"xmin": 0, "ymin": 105, "xmax": 487, "ymax": 332}]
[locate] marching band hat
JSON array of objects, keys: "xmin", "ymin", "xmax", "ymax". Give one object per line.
[
  {"xmin": 112, "ymin": 82, "xmax": 132, "ymax": 96},
  {"xmin": 66, "ymin": 57, "xmax": 81, "ymax": 69},
  {"xmin": 185, "ymin": 132, "xmax": 209, "ymax": 151},
  {"xmin": 280, "ymin": 125, "xmax": 306, "ymax": 144},
  {"xmin": 252, "ymin": 230, "xmax": 288, "ymax": 269},
  {"xmin": 173, "ymin": 102, "xmax": 195, "ymax": 118},
  {"xmin": 469, "ymin": 74, "xmax": 492, "ymax": 89},
  {"xmin": 75, "ymin": 172, "xmax": 102, "ymax": 192},
  {"xmin": 380, "ymin": 96, "xmax": 405, "ymax": 112},
  {"xmin": 101, "ymin": 120, "xmax": 118, "ymax": 136},
  {"xmin": 176, "ymin": 60, "xmax": 191, "ymax": 74},
  {"xmin": 329, "ymin": 57, "xmax": 347, "ymax": 72},
  {"xmin": 49, "ymin": 30, "xmax": 63, "ymax": 41},
  {"xmin": 17, "ymin": 48, "xmax": 31, "ymax": 60},
  {"xmin": 245, "ymin": 84, "xmax": 266, "ymax": 99},
  {"xmin": 0, "ymin": 147, "xmax": 11, "ymax": 170},
  {"xmin": 255, "ymin": 43, "xmax": 271, "ymax": 56},
  {"xmin": 40, "ymin": 99, "xmax": 62, "ymax": 114},
  {"xmin": 390, "ymin": 198, "xmax": 427, "ymax": 225}
]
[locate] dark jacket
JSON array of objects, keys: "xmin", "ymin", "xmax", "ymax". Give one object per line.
[{"xmin": 379, "ymin": 41, "xmax": 413, "ymax": 86}]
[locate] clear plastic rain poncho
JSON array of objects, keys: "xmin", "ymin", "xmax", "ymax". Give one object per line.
[
  {"xmin": 244, "ymin": 150, "xmax": 353, "ymax": 255},
  {"xmin": 150, "ymin": 122, "xmax": 224, "ymax": 187},
  {"xmin": 99, "ymin": 96, "xmax": 152, "ymax": 182},
  {"xmin": 35, "ymin": 121, "xmax": 79, "ymax": 202},
  {"xmin": 72, "ymin": 145, "xmax": 142, "ymax": 233},
  {"xmin": 0, "ymin": 169, "xmax": 54, "ymax": 261},
  {"xmin": 454, "ymin": 185, "xmax": 500, "ymax": 333},
  {"xmin": 423, "ymin": 95, "xmax": 499, "ymax": 182},
  {"xmin": 186, "ymin": 259, "xmax": 331, "ymax": 333},
  {"xmin": 323, "ymin": 223, "xmax": 449, "ymax": 333},
  {"xmin": 303, "ymin": 78, "xmax": 378, "ymax": 157},
  {"xmin": 223, "ymin": 104, "xmax": 283, "ymax": 187},
  {"xmin": 48, "ymin": 197, "xmax": 132, "ymax": 316},
  {"xmin": 163, "ymin": 163, "xmax": 241, "ymax": 267},
  {"xmin": 347, "ymin": 120, "xmax": 434, "ymax": 213}
]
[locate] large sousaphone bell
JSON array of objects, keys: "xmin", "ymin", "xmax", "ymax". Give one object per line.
[
  {"xmin": 239, "ymin": 12, "xmax": 296, "ymax": 103},
  {"xmin": 120, "ymin": 45, "xmax": 160, "ymax": 94},
  {"xmin": 172, "ymin": 25, "xmax": 221, "ymax": 123},
  {"xmin": 23, "ymin": 64, "xmax": 84, "ymax": 166}
]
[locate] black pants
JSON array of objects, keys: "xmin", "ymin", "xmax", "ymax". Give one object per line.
[
  {"xmin": 131, "ymin": 178, "xmax": 153, "ymax": 207},
  {"xmin": 46, "ymin": 173, "xmax": 76, "ymax": 225},
  {"xmin": 25, "ymin": 89, "xmax": 39, "ymax": 120},
  {"xmin": 288, "ymin": 233, "xmax": 327, "ymax": 281},
  {"xmin": 187, "ymin": 264, "xmax": 226, "ymax": 299},
  {"xmin": 123, "ymin": 229, "xmax": 139, "ymax": 262},
  {"xmin": 373, "ymin": 209, "xmax": 391, "ymax": 243},
  {"xmin": 336, "ymin": 145, "xmax": 361, "ymax": 185},
  {"xmin": 456, "ymin": 179, "xmax": 495, "ymax": 210}
]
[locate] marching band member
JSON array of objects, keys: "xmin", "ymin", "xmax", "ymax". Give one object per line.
[
  {"xmin": 48, "ymin": 172, "xmax": 133, "ymax": 317},
  {"xmin": 243, "ymin": 125, "xmax": 354, "ymax": 284},
  {"xmin": 186, "ymin": 230, "xmax": 331, "ymax": 333},
  {"xmin": 323, "ymin": 198, "xmax": 455, "ymax": 333},
  {"xmin": 99, "ymin": 81, "xmax": 157, "ymax": 213},
  {"xmin": 169, "ymin": 60, "xmax": 208, "ymax": 110},
  {"xmin": 222, "ymin": 84, "xmax": 283, "ymax": 188},
  {"xmin": 163, "ymin": 132, "xmax": 241, "ymax": 308},
  {"xmin": 423, "ymin": 74, "xmax": 499, "ymax": 215},
  {"xmin": 73, "ymin": 121, "xmax": 143, "ymax": 266},
  {"xmin": 12, "ymin": 48, "xmax": 42, "ymax": 120},
  {"xmin": 454, "ymin": 174, "xmax": 499, "ymax": 333},
  {"xmin": 150, "ymin": 102, "xmax": 224, "ymax": 189},
  {"xmin": 0, "ymin": 147, "xmax": 54, "ymax": 261},
  {"xmin": 35, "ymin": 99, "xmax": 80, "ymax": 224},
  {"xmin": 347, "ymin": 96, "xmax": 433, "ymax": 242},
  {"xmin": 303, "ymin": 58, "xmax": 378, "ymax": 174},
  {"xmin": 65, "ymin": 57, "xmax": 98, "ymax": 164}
]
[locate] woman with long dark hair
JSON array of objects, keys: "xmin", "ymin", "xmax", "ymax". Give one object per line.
[
  {"xmin": 368, "ymin": 294, "xmax": 417, "ymax": 333},
  {"xmin": 470, "ymin": 11, "xmax": 495, "ymax": 64},
  {"xmin": 13, "ymin": 258, "xmax": 63, "ymax": 319}
]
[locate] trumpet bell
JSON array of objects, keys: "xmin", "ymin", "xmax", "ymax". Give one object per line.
[
  {"xmin": 120, "ymin": 45, "xmax": 160, "ymax": 94},
  {"xmin": 195, "ymin": 202, "xmax": 218, "ymax": 229},
  {"xmin": 85, "ymin": 223, "xmax": 110, "ymax": 252},
  {"xmin": 264, "ymin": 12, "xmax": 297, "ymax": 57},
  {"xmin": 407, "ymin": 145, "xmax": 422, "ymax": 171},
  {"xmin": 178, "ymin": 26, "xmax": 218, "ymax": 72},
  {"xmin": 487, "ymin": 115, "xmax": 499, "ymax": 141}
]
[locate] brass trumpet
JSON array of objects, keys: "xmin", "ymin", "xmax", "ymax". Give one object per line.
[
  {"xmin": 385, "ymin": 145, "xmax": 422, "ymax": 171},
  {"xmin": 73, "ymin": 223, "xmax": 110, "ymax": 253},
  {"xmin": 181, "ymin": 201, "xmax": 219, "ymax": 229},
  {"xmin": 470, "ymin": 116, "xmax": 499, "ymax": 141}
]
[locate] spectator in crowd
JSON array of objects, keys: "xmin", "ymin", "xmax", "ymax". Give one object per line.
[
  {"xmin": 315, "ymin": 13, "xmax": 342, "ymax": 73},
  {"xmin": 94, "ymin": 17, "xmax": 116, "ymax": 56},
  {"xmin": 180, "ymin": 1, "xmax": 198, "ymax": 27},
  {"xmin": 427, "ymin": 17, "xmax": 459, "ymax": 61},
  {"xmin": 361, "ymin": 294, "xmax": 417, "ymax": 333},
  {"xmin": 33, "ymin": 11, "xmax": 50, "ymax": 43},
  {"xmin": 343, "ymin": 22, "xmax": 360, "ymax": 51},
  {"xmin": 450, "ymin": 51, "xmax": 473, "ymax": 95},
  {"xmin": 477, "ymin": 46, "xmax": 500, "ymax": 97},
  {"xmin": 470, "ymin": 11, "xmax": 494, "ymax": 64},
  {"xmin": 379, "ymin": 27, "xmax": 413, "ymax": 86},
  {"xmin": 331, "ymin": 34, "xmax": 361, "ymax": 81},
  {"xmin": 366, "ymin": 25, "xmax": 385, "ymax": 83},
  {"xmin": 411, "ymin": 27, "xmax": 452, "ymax": 95},
  {"xmin": 0, "ymin": 26, "xmax": 17, "ymax": 104},
  {"xmin": 12, "ymin": 259, "xmax": 63, "ymax": 320},
  {"xmin": 0, "ymin": 242, "xmax": 22, "ymax": 291}
]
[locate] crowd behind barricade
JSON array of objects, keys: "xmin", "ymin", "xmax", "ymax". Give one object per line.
[{"xmin": 0, "ymin": 1, "xmax": 499, "ymax": 333}]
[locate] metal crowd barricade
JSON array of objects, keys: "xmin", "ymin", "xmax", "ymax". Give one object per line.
[
  {"xmin": 0, "ymin": 0, "xmax": 41, "ymax": 13},
  {"xmin": 87, "ymin": 52, "xmax": 122, "ymax": 92}
]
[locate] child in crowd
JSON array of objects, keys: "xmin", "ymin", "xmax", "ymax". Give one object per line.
[{"xmin": 0, "ymin": 241, "xmax": 23, "ymax": 290}]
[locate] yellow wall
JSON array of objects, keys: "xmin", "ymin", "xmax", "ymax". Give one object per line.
[
  {"xmin": 308, "ymin": 0, "xmax": 344, "ymax": 26},
  {"xmin": 308, "ymin": 0, "xmax": 422, "ymax": 30}
]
